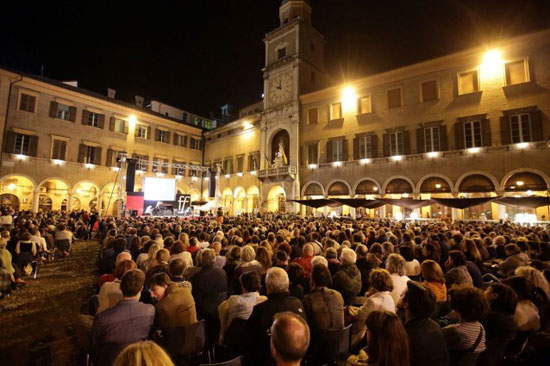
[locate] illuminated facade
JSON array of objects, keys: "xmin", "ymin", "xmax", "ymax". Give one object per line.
[{"xmin": 1, "ymin": 0, "xmax": 549, "ymax": 220}]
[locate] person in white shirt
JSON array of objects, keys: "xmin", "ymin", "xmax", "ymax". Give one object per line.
[{"xmin": 386, "ymin": 253, "xmax": 411, "ymax": 306}]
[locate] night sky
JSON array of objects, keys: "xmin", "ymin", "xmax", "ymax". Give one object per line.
[{"xmin": 3, "ymin": 0, "xmax": 550, "ymax": 118}]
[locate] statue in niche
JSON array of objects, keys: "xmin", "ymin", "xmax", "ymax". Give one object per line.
[{"xmin": 272, "ymin": 140, "xmax": 288, "ymax": 168}]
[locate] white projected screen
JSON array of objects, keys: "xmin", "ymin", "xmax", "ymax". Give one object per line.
[{"xmin": 144, "ymin": 177, "xmax": 176, "ymax": 201}]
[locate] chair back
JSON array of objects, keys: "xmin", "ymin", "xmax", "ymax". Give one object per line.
[
  {"xmin": 313, "ymin": 324, "xmax": 352, "ymax": 362},
  {"xmin": 199, "ymin": 355, "xmax": 242, "ymax": 366},
  {"xmin": 164, "ymin": 319, "xmax": 207, "ymax": 357}
]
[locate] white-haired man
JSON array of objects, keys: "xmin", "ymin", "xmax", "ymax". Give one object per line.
[{"xmin": 245, "ymin": 267, "xmax": 306, "ymax": 365}]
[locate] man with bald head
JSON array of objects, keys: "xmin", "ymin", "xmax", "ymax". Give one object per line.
[{"xmin": 270, "ymin": 312, "xmax": 310, "ymax": 366}]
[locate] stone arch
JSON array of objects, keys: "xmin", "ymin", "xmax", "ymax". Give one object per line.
[
  {"xmin": 35, "ymin": 177, "xmax": 70, "ymax": 193},
  {"xmin": 267, "ymin": 185, "xmax": 286, "ymax": 212},
  {"xmin": 0, "ymin": 193, "xmax": 20, "ymax": 210},
  {"xmin": 326, "ymin": 180, "xmax": 352, "ymax": 196},
  {"xmin": 455, "ymin": 171, "xmax": 499, "ymax": 193},
  {"xmin": 353, "ymin": 178, "xmax": 382, "ymax": 195},
  {"xmin": 36, "ymin": 178, "xmax": 70, "ymax": 211},
  {"xmin": 0, "ymin": 175, "xmax": 36, "ymax": 211},
  {"xmin": 301, "ymin": 181, "xmax": 325, "ymax": 197},
  {"xmin": 73, "ymin": 180, "xmax": 101, "ymax": 195},
  {"xmin": 500, "ymin": 168, "xmax": 550, "ymax": 192},
  {"xmin": 0, "ymin": 174, "xmax": 37, "ymax": 188},
  {"xmin": 382, "ymin": 176, "xmax": 415, "ymax": 194},
  {"xmin": 415, "ymin": 174, "xmax": 454, "ymax": 194},
  {"xmin": 247, "ymin": 185, "xmax": 260, "ymax": 212}
]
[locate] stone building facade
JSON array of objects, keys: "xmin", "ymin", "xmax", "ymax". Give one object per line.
[{"xmin": 1, "ymin": 0, "xmax": 549, "ymax": 220}]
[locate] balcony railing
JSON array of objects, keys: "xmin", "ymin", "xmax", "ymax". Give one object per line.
[{"xmin": 258, "ymin": 165, "xmax": 297, "ymax": 180}]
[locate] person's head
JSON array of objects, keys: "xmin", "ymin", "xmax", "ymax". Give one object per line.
[
  {"xmin": 340, "ymin": 247, "xmax": 356, "ymax": 265},
  {"xmin": 256, "ymin": 246, "xmax": 272, "ymax": 269},
  {"xmin": 241, "ymin": 245, "xmax": 256, "ymax": 263},
  {"xmin": 404, "ymin": 281, "xmax": 436, "ymax": 319},
  {"xmin": 114, "ymin": 341, "xmax": 174, "ymax": 366},
  {"xmin": 168, "ymin": 258, "xmax": 185, "ymax": 279},
  {"xmin": 274, "ymin": 250, "xmax": 289, "ymax": 266},
  {"xmin": 240, "ymin": 271, "xmax": 261, "ymax": 293},
  {"xmin": 385, "ymin": 253, "xmax": 406, "ymax": 276},
  {"xmin": 447, "ymin": 250, "xmax": 466, "ymax": 267},
  {"xmin": 449, "ymin": 286, "xmax": 488, "ymax": 322},
  {"xmin": 366, "ymin": 311, "xmax": 410, "ymax": 366},
  {"xmin": 515, "ymin": 265, "xmax": 550, "ymax": 298},
  {"xmin": 170, "ymin": 241, "xmax": 185, "ymax": 255},
  {"xmin": 311, "ymin": 264, "xmax": 332, "ymax": 288},
  {"xmin": 200, "ymin": 248, "xmax": 216, "ymax": 267},
  {"xmin": 266, "ymin": 267, "xmax": 290, "ymax": 295},
  {"xmin": 114, "ymin": 259, "xmax": 137, "ymax": 279},
  {"xmin": 155, "ymin": 248, "xmax": 170, "ymax": 264},
  {"xmin": 502, "ymin": 276, "xmax": 533, "ymax": 301},
  {"xmin": 115, "ymin": 251, "xmax": 132, "ymax": 266},
  {"xmin": 212, "ymin": 241, "xmax": 222, "ymax": 254},
  {"xmin": 20, "ymin": 231, "xmax": 31, "ymax": 241},
  {"xmin": 303, "ymin": 243, "xmax": 314, "ymax": 257},
  {"xmin": 120, "ymin": 269, "xmax": 146, "ymax": 298},
  {"xmin": 270, "ymin": 312, "xmax": 310, "ymax": 366},
  {"xmin": 505, "ymin": 243, "xmax": 521, "ymax": 256},
  {"xmin": 287, "ymin": 262, "xmax": 305, "ymax": 285},
  {"xmin": 485, "ymin": 283, "xmax": 518, "ymax": 315},
  {"xmin": 421, "ymin": 259, "xmax": 445, "ymax": 284},
  {"xmin": 149, "ymin": 272, "xmax": 170, "ymax": 300},
  {"xmin": 369, "ymin": 268, "xmax": 394, "ymax": 292},
  {"xmin": 311, "ymin": 255, "xmax": 328, "ymax": 268}
]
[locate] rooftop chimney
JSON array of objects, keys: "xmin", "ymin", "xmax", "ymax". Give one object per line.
[
  {"xmin": 135, "ymin": 95, "xmax": 144, "ymax": 108},
  {"xmin": 107, "ymin": 88, "xmax": 116, "ymax": 99}
]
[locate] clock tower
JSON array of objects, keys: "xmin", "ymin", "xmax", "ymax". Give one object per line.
[{"xmin": 260, "ymin": 0, "xmax": 326, "ymax": 211}]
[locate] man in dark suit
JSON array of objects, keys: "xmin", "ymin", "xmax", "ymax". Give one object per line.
[
  {"xmin": 91, "ymin": 269, "xmax": 155, "ymax": 366},
  {"xmin": 245, "ymin": 267, "xmax": 306, "ymax": 365}
]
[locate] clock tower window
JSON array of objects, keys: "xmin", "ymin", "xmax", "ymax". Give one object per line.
[{"xmin": 278, "ymin": 47, "xmax": 287, "ymax": 59}]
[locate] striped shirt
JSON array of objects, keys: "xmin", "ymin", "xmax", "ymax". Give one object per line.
[{"xmin": 442, "ymin": 321, "xmax": 486, "ymax": 353}]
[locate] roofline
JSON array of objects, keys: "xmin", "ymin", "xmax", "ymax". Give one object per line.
[
  {"xmin": 0, "ymin": 65, "xmax": 207, "ymax": 132},
  {"xmin": 300, "ymin": 27, "xmax": 550, "ymax": 103}
]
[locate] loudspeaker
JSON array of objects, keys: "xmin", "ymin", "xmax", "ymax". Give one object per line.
[
  {"xmin": 208, "ymin": 168, "xmax": 216, "ymax": 198},
  {"xmin": 126, "ymin": 158, "xmax": 137, "ymax": 192}
]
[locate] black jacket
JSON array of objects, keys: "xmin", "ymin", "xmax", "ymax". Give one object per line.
[
  {"xmin": 191, "ymin": 265, "xmax": 228, "ymax": 319},
  {"xmin": 405, "ymin": 317, "xmax": 449, "ymax": 366}
]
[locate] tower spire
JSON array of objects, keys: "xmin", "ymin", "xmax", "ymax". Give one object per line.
[{"xmin": 279, "ymin": 0, "xmax": 311, "ymax": 25}]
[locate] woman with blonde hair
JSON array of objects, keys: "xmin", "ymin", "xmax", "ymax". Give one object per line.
[
  {"xmin": 515, "ymin": 265, "xmax": 550, "ymax": 299},
  {"xmin": 421, "ymin": 259, "xmax": 447, "ymax": 302},
  {"xmin": 114, "ymin": 341, "xmax": 174, "ymax": 366},
  {"xmin": 140, "ymin": 243, "xmax": 161, "ymax": 271}
]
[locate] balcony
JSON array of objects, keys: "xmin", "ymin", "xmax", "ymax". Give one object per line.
[{"xmin": 258, "ymin": 165, "xmax": 297, "ymax": 180}]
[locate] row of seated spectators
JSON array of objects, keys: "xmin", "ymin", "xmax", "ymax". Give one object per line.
[{"xmin": 81, "ymin": 214, "xmax": 550, "ymax": 366}]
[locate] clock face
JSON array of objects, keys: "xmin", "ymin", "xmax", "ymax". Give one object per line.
[{"xmin": 268, "ymin": 72, "xmax": 293, "ymax": 105}]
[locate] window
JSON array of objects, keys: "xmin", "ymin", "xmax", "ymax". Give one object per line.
[
  {"xmin": 330, "ymin": 102, "xmax": 342, "ymax": 120},
  {"xmin": 359, "ymin": 95, "xmax": 372, "ymax": 114},
  {"xmin": 424, "ymin": 126, "xmax": 440, "ymax": 152},
  {"xmin": 135, "ymin": 125, "xmax": 148, "ymax": 139},
  {"xmin": 278, "ymin": 47, "xmax": 287, "ymax": 59},
  {"xmin": 223, "ymin": 158, "xmax": 233, "ymax": 174},
  {"xmin": 510, "ymin": 113, "xmax": 531, "ymax": 143},
  {"xmin": 189, "ymin": 164, "xmax": 200, "ymax": 178},
  {"xmin": 358, "ymin": 135, "xmax": 376, "ymax": 158},
  {"xmin": 190, "ymin": 137, "xmax": 202, "ymax": 150},
  {"xmin": 152, "ymin": 158, "xmax": 168, "ymax": 174},
  {"xmin": 458, "ymin": 70, "xmax": 479, "ymax": 95},
  {"xmin": 113, "ymin": 118, "xmax": 127, "ymax": 134},
  {"xmin": 236, "ymin": 155, "xmax": 244, "ymax": 173},
  {"xmin": 387, "ymin": 88, "xmax": 402, "ymax": 109},
  {"xmin": 505, "ymin": 60, "xmax": 528, "ymax": 85},
  {"xmin": 172, "ymin": 161, "xmax": 186, "ymax": 176},
  {"xmin": 51, "ymin": 140, "xmax": 67, "ymax": 160},
  {"xmin": 308, "ymin": 108, "xmax": 318, "ymax": 124},
  {"xmin": 57, "ymin": 104, "xmax": 73, "ymax": 121},
  {"xmin": 329, "ymin": 139, "xmax": 345, "ymax": 162},
  {"xmin": 19, "ymin": 93, "xmax": 36, "ymax": 112},
  {"xmin": 421, "ymin": 80, "xmax": 438, "ymax": 102},
  {"xmin": 83, "ymin": 146, "xmax": 100, "ymax": 164},
  {"xmin": 307, "ymin": 142, "xmax": 318, "ymax": 164},
  {"xmin": 389, "ymin": 131, "xmax": 405, "ymax": 155},
  {"xmin": 248, "ymin": 152, "xmax": 260, "ymax": 171},
  {"xmin": 156, "ymin": 129, "xmax": 170, "ymax": 143},
  {"xmin": 133, "ymin": 154, "xmax": 149, "ymax": 171},
  {"xmin": 14, "ymin": 134, "xmax": 32, "ymax": 155},
  {"xmin": 464, "ymin": 120, "xmax": 482, "ymax": 148},
  {"xmin": 85, "ymin": 112, "xmax": 103, "ymax": 128},
  {"xmin": 174, "ymin": 133, "xmax": 187, "ymax": 146}
]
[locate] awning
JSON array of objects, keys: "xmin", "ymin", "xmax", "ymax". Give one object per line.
[
  {"xmin": 431, "ymin": 197, "xmax": 498, "ymax": 209},
  {"xmin": 379, "ymin": 198, "xmax": 433, "ymax": 209},
  {"xmin": 289, "ymin": 199, "xmax": 340, "ymax": 208},
  {"xmin": 331, "ymin": 198, "xmax": 386, "ymax": 209},
  {"xmin": 494, "ymin": 196, "xmax": 550, "ymax": 209}
]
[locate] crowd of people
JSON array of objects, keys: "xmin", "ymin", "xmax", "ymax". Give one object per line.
[{"xmin": 1, "ymin": 207, "xmax": 549, "ymax": 366}]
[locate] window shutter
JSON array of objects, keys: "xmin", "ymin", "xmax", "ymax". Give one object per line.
[
  {"xmin": 78, "ymin": 144, "xmax": 86, "ymax": 163},
  {"xmin": 69, "ymin": 106, "xmax": 77, "ymax": 122},
  {"xmin": 59, "ymin": 141, "xmax": 67, "ymax": 160},
  {"xmin": 97, "ymin": 114, "xmax": 105, "ymax": 129},
  {"xmin": 343, "ymin": 139, "xmax": 348, "ymax": 161},
  {"xmin": 353, "ymin": 137, "xmax": 359, "ymax": 160},
  {"xmin": 371, "ymin": 134, "xmax": 379, "ymax": 158},
  {"xmin": 416, "ymin": 127, "xmax": 425, "ymax": 154},
  {"xmin": 440, "ymin": 125, "xmax": 448, "ymax": 151},
  {"xmin": 49, "ymin": 102, "xmax": 58, "ymax": 118},
  {"xmin": 183, "ymin": 135, "xmax": 188, "ymax": 147},
  {"xmin": 403, "ymin": 130, "xmax": 411, "ymax": 155},
  {"xmin": 326, "ymin": 140, "xmax": 333, "ymax": 163},
  {"xmin": 165, "ymin": 131, "xmax": 171, "ymax": 143},
  {"xmin": 109, "ymin": 116, "xmax": 116, "ymax": 131},
  {"xmin": 106, "ymin": 149, "xmax": 114, "ymax": 167},
  {"xmin": 4, "ymin": 131, "xmax": 16, "ymax": 153},
  {"xmin": 146, "ymin": 126, "xmax": 152, "ymax": 139},
  {"xmin": 82, "ymin": 110, "xmax": 89, "ymax": 125},
  {"xmin": 531, "ymin": 109, "xmax": 543, "ymax": 142},
  {"xmin": 155, "ymin": 128, "xmax": 160, "ymax": 141},
  {"xmin": 95, "ymin": 147, "xmax": 102, "ymax": 165},
  {"xmin": 173, "ymin": 133, "xmax": 179, "ymax": 145},
  {"xmin": 454, "ymin": 122, "xmax": 464, "ymax": 150},
  {"xmin": 481, "ymin": 119, "xmax": 492, "ymax": 147},
  {"xmin": 383, "ymin": 133, "xmax": 390, "ymax": 157},
  {"xmin": 29, "ymin": 135, "xmax": 38, "ymax": 157},
  {"xmin": 123, "ymin": 121, "xmax": 128, "ymax": 134},
  {"xmin": 500, "ymin": 116, "xmax": 511, "ymax": 145}
]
